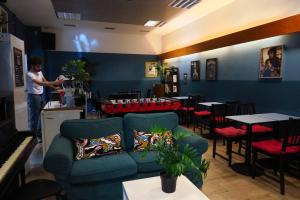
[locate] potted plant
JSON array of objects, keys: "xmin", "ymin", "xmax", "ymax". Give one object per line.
[
  {"xmin": 61, "ymin": 59, "xmax": 91, "ymax": 106},
  {"xmin": 143, "ymin": 127, "xmax": 209, "ymax": 193}
]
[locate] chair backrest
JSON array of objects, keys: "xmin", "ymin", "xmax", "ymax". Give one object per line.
[
  {"xmin": 239, "ymin": 103, "xmax": 256, "ymax": 115},
  {"xmin": 225, "ymin": 101, "xmax": 240, "ymax": 116},
  {"xmin": 211, "ymin": 104, "xmax": 227, "ymax": 127},
  {"xmin": 282, "ymin": 118, "xmax": 300, "ymax": 151}
]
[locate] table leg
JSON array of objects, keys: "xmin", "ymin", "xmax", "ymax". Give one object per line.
[{"xmin": 231, "ymin": 124, "xmax": 262, "ymax": 176}]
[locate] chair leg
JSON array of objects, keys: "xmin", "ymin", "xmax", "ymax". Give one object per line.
[
  {"xmin": 279, "ymin": 157, "xmax": 285, "ymax": 195},
  {"xmin": 213, "ymin": 135, "xmax": 217, "ymax": 158},
  {"xmin": 252, "ymin": 150, "xmax": 257, "ymax": 179},
  {"xmin": 238, "ymin": 141, "xmax": 242, "ymax": 154},
  {"xmin": 228, "ymin": 139, "xmax": 232, "ymax": 167}
]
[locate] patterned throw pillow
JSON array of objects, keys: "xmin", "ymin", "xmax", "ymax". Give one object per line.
[
  {"xmin": 133, "ymin": 130, "xmax": 159, "ymax": 151},
  {"xmin": 74, "ymin": 133, "xmax": 122, "ymax": 160},
  {"xmin": 133, "ymin": 130, "xmax": 172, "ymax": 151}
]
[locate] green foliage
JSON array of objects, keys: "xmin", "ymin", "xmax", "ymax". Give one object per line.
[
  {"xmin": 145, "ymin": 126, "xmax": 209, "ymax": 180},
  {"xmin": 61, "ymin": 59, "xmax": 90, "ymax": 81}
]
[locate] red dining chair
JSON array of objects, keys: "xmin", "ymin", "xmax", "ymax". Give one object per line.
[
  {"xmin": 212, "ymin": 103, "xmax": 246, "ymax": 166},
  {"xmin": 252, "ymin": 118, "xmax": 300, "ymax": 195},
  {"xmin": 193, "ymin": 96, "xmax": 211, "ymax": 135},
  {"xmin": 238, "ymin": 103, "xmax": 274, "ymax": 153},
  {"xmin": 178, "ymin": 96, "xmax": 195, "ymax": 127}
]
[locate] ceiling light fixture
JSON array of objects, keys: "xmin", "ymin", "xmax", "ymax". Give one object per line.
[
  {"xmin": 57, "ymin": 12, "xmax": 81, "ymax": 20},
  {"xmin": 144, "ymin": 20, "xmax": 160, "ymax": 27},
  {"xmin": 168, "ymin": 0, "xmax": 200, "ymax": 9}
]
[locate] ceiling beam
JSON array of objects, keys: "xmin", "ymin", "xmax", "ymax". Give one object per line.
[{"xmin": 159, "ymin": 13, "xmax": 300, "ymax": 60}]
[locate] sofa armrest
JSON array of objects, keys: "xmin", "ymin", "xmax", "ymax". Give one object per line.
[
  {"xmin": 176, "ymin": 126, "xmax": 208, "ymax": 155},
  {"xmin": 43, "ymin": 134, "xmax": 74, "ymax": 178}
]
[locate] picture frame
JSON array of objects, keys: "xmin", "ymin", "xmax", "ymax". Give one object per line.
[
  {"xmin": 13, "ymin": 47, "xmax": 24, "ymax": 87},
  {"xmin": 191, "ymin": 60, "xmax": 200, "ymax": 81},
  {"xmin": 145, "ymin": 61, "xmax": 158, "ymax": 78},
  {"xmin": 206, "ymin": 58, "xmax": 218, "ymax": 81},
  {"xmin": 259, "ymin": 45, "xmax": 283, "ymax": 79}
]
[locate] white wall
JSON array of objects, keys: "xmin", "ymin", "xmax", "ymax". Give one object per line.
[{"xmin": 43, "ymin": 28, "xmax": 162, "ymax": 55}]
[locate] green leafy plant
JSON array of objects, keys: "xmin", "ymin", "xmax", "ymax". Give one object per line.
[
  {"xmin": 61, "ymin": 59, "xmax": 90, "ymax": 81},
  {"xmin": 144, "ymin": 126, "xmax": 209, "ymax": 180}
]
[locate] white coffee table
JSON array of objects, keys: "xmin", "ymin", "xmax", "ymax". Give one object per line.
[{"xmin": 122, "ymin": 175, "xmax": 209, "ymax": 200}]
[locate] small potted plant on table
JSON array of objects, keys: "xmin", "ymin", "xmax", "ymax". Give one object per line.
[{"xmin": 144, "ymin": 127, "xmax": 209, "ymax": 193}]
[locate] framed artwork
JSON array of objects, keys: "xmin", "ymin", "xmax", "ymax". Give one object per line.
[
  {"xmin": 13, "ymin": 47, "xmax": 24, "ymax": 87},
  {"xmin": 191, "ymin": 60, "xmax": 200, "ymax": 81},
  {"xmin": 145, "ymin": 61, "xmax": 158, "ymax": 78},
  {"xmin": 259, "ymin": 45, "xmax": 283, "ymax": 79},
  {"xmin": 206, "ymin": 58, "xmax": 218, "ymax": 81}
]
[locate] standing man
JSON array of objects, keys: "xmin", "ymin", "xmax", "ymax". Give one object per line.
[{"xmin": 27, "ymin": 57, "xmax": 64, "ymax": 142}]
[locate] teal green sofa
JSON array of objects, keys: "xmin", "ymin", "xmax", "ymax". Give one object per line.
[{"xmin": 44, "ymin": 112, "xmax": 208, "ymax": 200}]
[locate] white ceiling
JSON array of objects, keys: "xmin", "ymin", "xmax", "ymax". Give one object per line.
[{"xmin": 4, "ymin": 0, "xmax": 300, "ymax": 37}]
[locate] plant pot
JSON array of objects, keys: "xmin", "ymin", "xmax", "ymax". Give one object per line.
[{"xmin": 160, "ymin": 172, "xmax": 177, "ymax": 193}]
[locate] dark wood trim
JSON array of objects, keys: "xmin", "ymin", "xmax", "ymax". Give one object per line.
[{"xmin": 159, "ymin": 14, "xmax": 300, "ymax": 60}]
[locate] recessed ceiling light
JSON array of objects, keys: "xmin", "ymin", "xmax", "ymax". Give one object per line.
[
  {"xmin": 144, "ymin": 20, "xmax": 160, "ymax": 27},
  {"xmin": 57, "ymin": 12, "xmax": 81, "ymax": 20},
  {"xmin": 105, "ymin": 27, "xmax": 116, "ymax": 30}
]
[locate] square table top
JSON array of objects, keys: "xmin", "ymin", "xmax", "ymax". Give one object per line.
[
  {"xmin": 198, "ymin": 102, "xmax": 223, "ymax": 107},
  {"xmin": 122, "ymin": 175, "xmax": 209, "ymax": 200},
  {"xmin": 254, "ymin": 113, "xmax": 300, "ymax": 121},
  {"xmin": 226, "ymin": 115, "xmax": 277, "ymax": 124},
  {"xmin": 172, "ymin": 96, "xmax": 189, "ymax": 100}
]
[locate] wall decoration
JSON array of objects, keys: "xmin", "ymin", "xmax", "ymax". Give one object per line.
[
  {"xmin": 206, "ymin": 58, "xmax": 218, "ymax": 81},
  {"xmin": 145, "ymin": 61, "xmax": 158, "ymax": 78},
  {"xmin": 259, "ymin": 45, "xmax": 283, "ymax": 79},
  {"xmin": 13, "ymin": 47, "xmax": 24, "ymax": 87},
  {"xmin": 191, "ymin": 60, "xmax": 200, "ymax": 81}
]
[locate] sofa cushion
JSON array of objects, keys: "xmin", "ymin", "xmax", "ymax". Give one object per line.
[
  {"xmin": 128, "ymin": 151, "xmax": 163, "ymax": 173},
  {"xmin": 70, "ymin": 152, "xmax": 137, "ymax": 184},
  {"xmin": 60, "ymin": 118, "xmax": 125, "ymax": 148},
  {"xmin": 74, "ymin": 133, "xmax": 122, "ymax": 160},
  {"xmin": 123, "ymin": 112, "xmax": 178, "ymax": 150}
]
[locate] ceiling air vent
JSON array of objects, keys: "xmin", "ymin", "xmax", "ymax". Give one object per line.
[
  {"xmin": 57, "ymin": 12, "xmax": 81, "ymax": 20},
  {"xmin": 64, "ymin": 24, "xmax": 76, "ymax": 27},
  {"xmin": 168, "ymin": 0, "xmax": 200, "ymax": 9},
  {"xmin": 104, "ymin": 27, "xmax": 116, "ymax": 30}
]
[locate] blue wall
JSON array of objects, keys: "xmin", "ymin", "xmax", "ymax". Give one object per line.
[
  {"xmin": 165, "ymin": 32, "xmax": 300, "ymax": 115},
  {"xmin": 45, "ymin": 51, "xmax": 159, "ymax": 97}
]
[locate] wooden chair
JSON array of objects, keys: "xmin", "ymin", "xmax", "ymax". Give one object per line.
[
  {"xmin": 178, "ymin": 96, "xmax": 195, "ymax": 127},
  {"xmin": 211, "ymin": 103, "xmax": 246, "ymax": 166},
  {"xmin": 193, "ymin": 96, "xmax": 211, "ymax": 135},
  {"xmin": 238, "ymin": 103, "xmax": 274, "ymax": 153},
  {"xmin": 252, "ymin": 118, "xmax": 300, "ymax": 195}
]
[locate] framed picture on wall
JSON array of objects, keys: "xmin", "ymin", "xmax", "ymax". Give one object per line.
[
  {"xmin": 145, "ymin": 61, "xmax": 158, "ymax": 78},
  {"xmin": 13, "ymin": 47, "xmax": 24, "ymax": 87},
  {"xmin": 206, "ymin": 58, "xmax": 218, "ymax": 81},
  {"xmin": 191, "ymin": 60, "xmax": 200, "ymax": 81},
  {"xmin": 259, "ymin": 45, "xmax": 283, "ymax": 79}
]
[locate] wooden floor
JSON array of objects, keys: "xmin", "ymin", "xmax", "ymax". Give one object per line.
[{"xmin": 26, "ymin": 128, "xmax": 300, "ymax": 200}]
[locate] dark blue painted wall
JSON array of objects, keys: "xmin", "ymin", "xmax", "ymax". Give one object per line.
[
  {"xmin": 45, "ymin": 51, "xmax": 159, "ymax": 97},
  {"xmin": 166, "ymin": 32, "xmax": 300, "ymax": 116}
]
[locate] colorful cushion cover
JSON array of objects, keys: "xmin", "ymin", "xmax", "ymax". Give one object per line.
[
  {"xmin": 74, "ymin": 133, "xmax": 122, "ymax": 160},
  {"xmin": 133, "ymin": 130, "xmax": 172, "ymax": 151}
]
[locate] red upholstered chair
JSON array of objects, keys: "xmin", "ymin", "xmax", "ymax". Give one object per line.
[
  {"xmin": 252, "ymin": 118, "xmax": 300, "ymax": 195},
  {"xmin": 178, "ymin": 96, "xmax": 195, "ymax": 127},
  {"xmin": 193, "ymin": 96, "xmax": 211, "ymax": 135},
  {"xmin": 212, "ymin": 103, "xmax": 246, "ymax": 166},
  {"xmin": 238, "ymin": 103, "xmax": 274, "ymax": 153}
]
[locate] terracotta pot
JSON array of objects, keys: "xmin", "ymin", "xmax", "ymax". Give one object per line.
[{"xmin": 160, "ymin": 172, "xmax": 177, "ymax": 193}]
